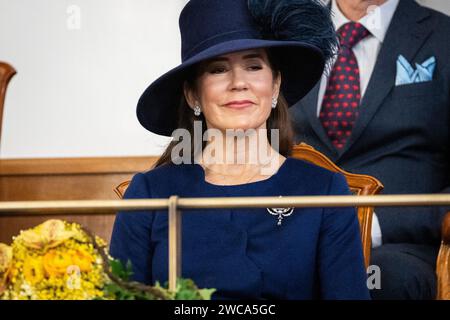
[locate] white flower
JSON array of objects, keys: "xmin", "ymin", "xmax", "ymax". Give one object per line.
[{"xmin": 19, "ymin": 281, "xmax": 34, "ymax": 297}]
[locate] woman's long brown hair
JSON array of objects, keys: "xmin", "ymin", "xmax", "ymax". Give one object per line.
[{"xmin": 153, "ymin": 49, "xmax": 294, "ymax": 169}]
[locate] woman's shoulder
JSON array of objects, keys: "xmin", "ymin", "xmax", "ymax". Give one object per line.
[
  {"xmin": 126, "ymin": 162, "xmax": 198, "ymax": 196},
  {"xmin": 285, "ymin": 156, "xmax": 339, "ymax": 179},
  {"xmin": 282, "ymin": 157, "xmax": 349, "ymax": 195},
  {"xmin": 142, "ymin": 162, "xmax": 187, "ymax": 177}
]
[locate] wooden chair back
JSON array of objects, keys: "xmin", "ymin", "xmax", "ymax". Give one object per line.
[
  {"xmin": 291, "ymin": 143, "xmax": 384, "ymax": 267},
  {"xmin": 0, "ymin": 62, "xmax": 16, "ymax": 143}
]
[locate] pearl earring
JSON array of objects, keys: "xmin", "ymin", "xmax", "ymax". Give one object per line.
[
  {"xmin": 193, "ymin": 104, "xmax": 201, "ymax": 116},
  {"xmin": 271, "ymin": 97, "xmax": 278, "ymax": 109}
]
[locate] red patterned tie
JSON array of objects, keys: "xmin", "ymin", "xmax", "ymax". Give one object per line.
[{"xmin": 319, "ymin": 22, "xmax": 370, "ymax": 150}]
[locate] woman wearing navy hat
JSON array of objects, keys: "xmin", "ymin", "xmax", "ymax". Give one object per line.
[{"xmin": 110, "ymin": 0, "xmax": 370, "ymax": 299}]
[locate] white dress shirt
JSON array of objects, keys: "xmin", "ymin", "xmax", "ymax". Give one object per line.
[{"xmin": 318, "ymin": 0, "xmax": 400, "ymax": 248}]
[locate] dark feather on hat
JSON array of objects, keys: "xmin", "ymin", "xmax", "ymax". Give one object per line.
[{"xmin": 248, "ymin": 0, "xmax": 339, "ymax": 74}]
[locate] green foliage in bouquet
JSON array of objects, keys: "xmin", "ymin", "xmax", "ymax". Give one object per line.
[
  {"xmin": 0, "ymin": 220, "xmax": 215, "ymax": 300},
  {"xmin": 101, "ymin": 259, "xmax": 215, "ymax": 300}
]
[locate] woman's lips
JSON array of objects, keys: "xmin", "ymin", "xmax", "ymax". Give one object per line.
[{"xmin": 223, "ymin": 100, "xmax": 255, "ymax": 109}]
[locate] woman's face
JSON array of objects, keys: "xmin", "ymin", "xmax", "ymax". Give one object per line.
[{"xmin": 185, "ymin": 48, "xmax": 281, "ymax": 132}]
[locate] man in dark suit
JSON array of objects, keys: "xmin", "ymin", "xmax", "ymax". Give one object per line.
[{"xmin": 290, "ymin": 0, "xmax": 450, "ymax": 299}]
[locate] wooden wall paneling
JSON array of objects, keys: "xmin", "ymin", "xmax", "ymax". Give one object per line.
[{"xmin": 0, "ymin": 156, "xmax": 158, "ymax": 244}]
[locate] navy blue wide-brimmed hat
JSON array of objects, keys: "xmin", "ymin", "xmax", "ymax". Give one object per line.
[{"xmin": 137, "ymin": 0, "xmax": 337, "ymax": 136}]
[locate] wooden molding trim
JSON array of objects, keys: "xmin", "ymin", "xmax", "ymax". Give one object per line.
[{"xmin": 0, "ymin": 156, "xmax": 159, "ymax": 176}]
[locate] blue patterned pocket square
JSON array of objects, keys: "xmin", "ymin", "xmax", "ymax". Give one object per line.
[{"xmin": 395, "ymin": 55, "xmax": 436, "ymax": 86}]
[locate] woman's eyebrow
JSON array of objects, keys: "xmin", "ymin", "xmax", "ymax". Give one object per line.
[
  {"xmin": 208, "ymin": 53, "xmax": 263, "ymax": 63},
  {"xmin": 242, "ymin": 53, "xmax": 263, "ymax": 60}
]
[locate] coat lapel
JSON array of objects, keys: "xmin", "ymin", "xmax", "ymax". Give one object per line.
[{"xmin": 338, "ymin": 0, "xmax": 433, "ymax": 159}]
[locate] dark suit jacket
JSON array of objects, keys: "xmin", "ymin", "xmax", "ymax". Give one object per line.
[{"xmin": 290, "ymin": 0, "xmax": 450, "ymax": 246}]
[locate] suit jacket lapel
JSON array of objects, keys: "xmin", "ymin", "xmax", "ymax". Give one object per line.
[
  {"xmin": 295, "ymin": 0, "xmax": 337, "ymax": 155},
  {"xmin": 301, "ymin": 82, "xmax": 338, "ymax": 154},
  {"xmin": 338, "ymin": 0, "xmax": 433, "ymax": 159}
]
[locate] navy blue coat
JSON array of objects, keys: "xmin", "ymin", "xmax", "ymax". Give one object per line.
[
  {"xmin": 290, "ymin": 0, "xmax": 450, "ymax": 245},
  {"xmin": 110, "ymin": 158, "xmax": 370, "ymax": 300}
]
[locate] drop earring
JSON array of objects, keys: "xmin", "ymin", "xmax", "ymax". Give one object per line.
[
  {"xmin": 193, "ymin": 103, "xmax": 201, "ymax": 116},
  {"xmin": 271, "ymin": 97, "xmax": 278, "ymax": 109}
]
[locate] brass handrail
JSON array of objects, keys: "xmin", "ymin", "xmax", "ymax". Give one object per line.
[
  {"xmin": 1, "ymin": 194, "xmax": 450, "ymax": 291},
  {"xmin": 1, "ymin": 194, "xmax": 450, "ymax": 214}
]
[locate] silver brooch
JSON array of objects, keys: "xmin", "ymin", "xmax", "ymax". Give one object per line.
[{"xmin": 267, "ymin": 196, "xmax": 294, "ymax": 226}]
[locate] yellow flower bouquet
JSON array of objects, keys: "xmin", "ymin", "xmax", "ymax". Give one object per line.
[{"xmin": 0, "ymin": 219, "xmax": 214, "ymax": 300}]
